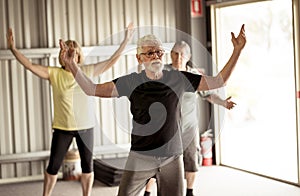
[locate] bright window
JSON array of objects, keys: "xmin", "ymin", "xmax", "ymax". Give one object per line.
[{"xmin": 211, "ymin": 0, "xmax": 298, "ymax": 183}]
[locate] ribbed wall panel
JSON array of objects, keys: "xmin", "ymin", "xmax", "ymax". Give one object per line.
[{"xmin": 0, "ymin": 0, "xmax": 177, "ymax": 182}]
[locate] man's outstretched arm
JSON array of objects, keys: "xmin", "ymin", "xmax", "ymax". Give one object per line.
[
  {"xmin": 60, "ymin": 40, "xmax": 119, "ymax": 98},
  {"xmin": 198, "ymin": 24, "xmax": 246, "ymax": 91}
]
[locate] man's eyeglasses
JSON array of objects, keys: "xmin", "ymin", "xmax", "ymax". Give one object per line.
[{"xmin": 139, "ymin": 50, "xmax": 165, "ymax": 58}]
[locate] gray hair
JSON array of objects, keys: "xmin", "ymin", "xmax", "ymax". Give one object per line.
[
  {"xmin": 172, "ymin": 41, "xmax": 191, "ymax": 56},
  {"xmin": 137, "ymin": 34, "xmax": 163, "ymax": 54}
]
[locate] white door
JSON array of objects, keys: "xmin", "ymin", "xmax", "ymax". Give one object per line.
[{"xmin": 211, "ymin": 0, "xmax": 298, "ymax": 183}]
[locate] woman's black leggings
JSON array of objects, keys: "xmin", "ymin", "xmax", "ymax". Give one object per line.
[{"xmin": 46, "ymin": 128, "xmax": 94, "ymax": 175}]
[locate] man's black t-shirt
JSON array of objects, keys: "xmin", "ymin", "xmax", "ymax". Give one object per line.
[{"xmin": 113, "ymin": 70, "xmax": 201, "ymax": 156}]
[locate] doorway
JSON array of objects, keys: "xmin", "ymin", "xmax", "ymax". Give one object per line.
[{"xmin": 210, "ymin": 0, "xmax": 298, "ymax": 183}]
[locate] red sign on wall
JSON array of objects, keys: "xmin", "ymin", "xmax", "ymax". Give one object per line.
[{"xmin": 191, "ymin": 0, "xmax": 203, "ymax": 18}]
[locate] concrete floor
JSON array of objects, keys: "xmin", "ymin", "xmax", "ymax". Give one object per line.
[{"xmin": 0, "ymin": 166, "xmax": 300, "ymax": 196}]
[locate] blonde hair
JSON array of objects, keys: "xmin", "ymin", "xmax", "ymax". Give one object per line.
[
  {"xmin": 137, "ymin": 34, "xmax": 163, "ymax": 54},
  {"xmin": 59, "ymin": 40, "xmax": 84, "ymax": 65}
]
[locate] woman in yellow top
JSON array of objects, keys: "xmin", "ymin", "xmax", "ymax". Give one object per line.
[{"xmin": 6, "ymin": 23, "xmax": 134, "ymax": 196}]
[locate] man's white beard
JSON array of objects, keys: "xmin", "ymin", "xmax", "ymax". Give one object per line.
[{"xmin": 144, "ymin": 60, "xmax": 163, "ymax": 74}]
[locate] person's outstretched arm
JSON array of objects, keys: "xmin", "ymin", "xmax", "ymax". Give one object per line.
[
  {"xmin": 61, "ymin": 41, "xmax": 118, "ymax": 98},
  {"xmin": 6, "ymin": 28, "xmax": 49, "ymax": 80},
  {"xmin": 86, "ymin": 22, "xmax": 135, "ymax": 76},
  {"xmin": 204, "ymin": 94, "xmax": 236, "ymax": 110},
  {"xmin": 198, "ymin": 24, "xmax": 246, "ymax": 91}
]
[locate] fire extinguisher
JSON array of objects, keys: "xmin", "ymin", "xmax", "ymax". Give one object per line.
[{"xmin": 200, "ymin": 129, "xmax": 213, "ymax": 166}]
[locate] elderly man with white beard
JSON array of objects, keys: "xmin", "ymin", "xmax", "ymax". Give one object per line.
[{"xmin": 61, "ymin": 25, "xmax": 246, "ymax": 196}]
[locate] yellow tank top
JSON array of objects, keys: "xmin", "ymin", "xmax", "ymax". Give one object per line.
[{"xmin": 48, "ymin": 66, "xmax": 96, "ymax": 130}]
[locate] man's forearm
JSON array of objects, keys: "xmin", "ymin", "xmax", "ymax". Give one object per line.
[
  {"xmin": 217, "ymin": 48, "xmax": 242, "ymax": 86},
  {"xmin": 69, "ymin": 63, "xmax": 97, "ymax": 96}
]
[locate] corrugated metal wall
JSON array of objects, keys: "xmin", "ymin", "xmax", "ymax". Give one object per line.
[{"xmin": 0, "ymin": 0, "xmax": 181, "ymax": 182}]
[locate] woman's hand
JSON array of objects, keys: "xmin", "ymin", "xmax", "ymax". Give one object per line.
[
  {"xmin": 124, "ymin": 22, "xmax": 135, "ymax": 41},
  {"xmin": 224, "ymin": 96, "xmax": 236, "ymax": 110},
  {"xmin": 7, "ymin": 28, "xmax": 15, "ymax": 50}
]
